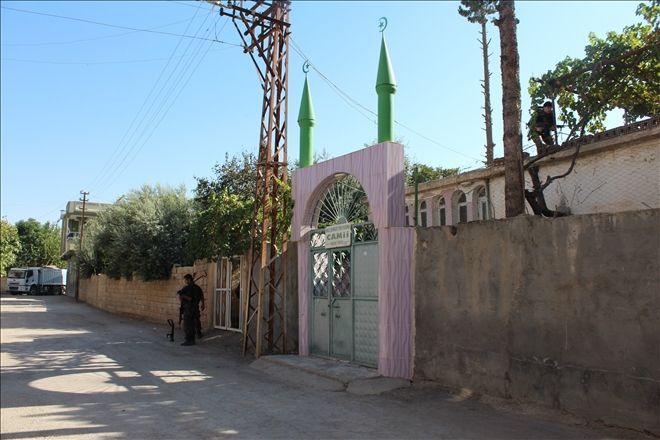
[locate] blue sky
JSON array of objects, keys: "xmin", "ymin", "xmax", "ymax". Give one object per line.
[{"xmin": 1, "ymin": 1, "xmax": 642, "ymax": 224}]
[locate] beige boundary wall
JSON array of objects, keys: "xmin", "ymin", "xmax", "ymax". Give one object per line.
[{"xmin": 79, "ymin": 261, "xmax": 216, "ymax": 332}]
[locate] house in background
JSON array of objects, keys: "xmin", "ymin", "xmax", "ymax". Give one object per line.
[
  {"xmin": 405, "ymin": 117, "xmax": 659, "ymax": 226},
  {"xmin": 60, "ymin": 200, "xmax": 111, "ymax": 295}
]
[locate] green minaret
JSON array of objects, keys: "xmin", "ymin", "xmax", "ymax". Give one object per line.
[
  {"xmin": 376, "ymin": 21, "xmax": 396, "ymax": 143},
  {"xmin": 298, "ymin": 68, "xmax": 315, "ymax": 168}
]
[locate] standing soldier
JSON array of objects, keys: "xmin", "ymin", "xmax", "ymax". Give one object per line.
[
  {"xmin": 177, "ymin": 274, "xmax": 203, "ymax": 346},
  {"xmin": 528, "ymin": 101, "xmax": 557, "ymax": 155}
]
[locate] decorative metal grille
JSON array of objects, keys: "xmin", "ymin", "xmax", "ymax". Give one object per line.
[
  {"xmin": 332, "ymin": 250, "xmax": 351, "ymax": 297},
  {"xmin": 312, "ymin": 252, "xmax": 329, "ymax": 297},
  {"xmin": 353, "ymin": 223, "xmax": 378, "ymax": 243},
  {"xmin": 310, "ymin": 231, "xmax": 326, "ymax": 249},
  {"xmin": 316, "ymin": 175, "xmax": 371, "ymax": 228}
]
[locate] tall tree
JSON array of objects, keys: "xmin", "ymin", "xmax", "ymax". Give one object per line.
[
  {"xmin": 189, "ymin": 151, "xmax": 258, "ymax": 261},
  {"xmin": 529, "ymin": 1, "xmax": 659, "ymax": 138},
  {"xmin": 79, "ymin": 185, "xmax": 193, "ymax": 280},
  {"xmin": 1, "ymin": 218, "xmax": 21, "ymax": 275},
  {"xmin": 14, "ymin": 219, "xmax": 64, "ymax": 268},
  {"xmin": 496, "ymin": 0, "xmax": 525, "ymax": 217},
  {"xmin": 459, "ymin": 0, "xmax": 525, "ymax": 216},
  {"xmin": 458, "ymin": 0, "xmax": 498, "ymax": 166}
]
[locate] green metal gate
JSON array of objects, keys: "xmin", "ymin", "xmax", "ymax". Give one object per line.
[{"xmin": 310, "ymin": 223, "xmax": 378, "ymax": 367}]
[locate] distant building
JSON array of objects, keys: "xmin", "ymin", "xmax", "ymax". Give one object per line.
[
  {"xmin": 60, "ymin": 200, "xmax": 111, "ymax": 259},
  {"xmin": 404, "ymin": 117, "xmax": 659, "ymax": 226},
  {"xmin": 60, "ymin": 200, "xmax": 111, "ymax": 296}
]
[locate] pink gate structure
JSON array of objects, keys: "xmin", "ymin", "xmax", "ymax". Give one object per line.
[{"xmin": 291, "ymin": 141, "xmax": 414, "ymax": 379}]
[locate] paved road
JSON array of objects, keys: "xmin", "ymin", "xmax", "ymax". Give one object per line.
[{"xmin": 0, "ymin": 293, "xmax": 630, "ymax": 439}]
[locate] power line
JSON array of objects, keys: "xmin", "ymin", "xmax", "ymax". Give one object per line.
[
  {"xmin": 90, "ymin": 14, "xmax": 227, "ymax": 197},
  {"xmin": 289, "ymin": 37, "xmax": 482, "ymax": 164},
  {"xmin": 1, "ymin": 16, "xmax": 202, "ymax": 46},
  {"xmin": 86, "ymin": 5, "xmax": 215, "ymax": 193},
  {"xmin": 2, "ymin": 47, "xmax": 234, "ymax": 65},
  {"xmin": 0, "ymin": 5, "xmax": 242, "ymax": 47}
]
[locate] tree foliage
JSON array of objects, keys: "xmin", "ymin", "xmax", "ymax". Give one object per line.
[
  {"xmin": 458, "ymin": 0, "xmax": 498, "ymax": 24},
  {"xmin": 189, "ymin": 152, "xmax": 257, "ymax": 260},
  {"xmin": 529, "ymin": 1, "xmax": 659, "ymax": 137},
  {"xmin": 406, "ymin": 163, "xmax": 460, "ymax": 186},
  {"xmin": 1, "ymin": 218, "xmax": 21, "ymax": 275},
  {"xmin": 13, "ymin": 218, "xmax": 64, "ymax": 268},
  {"xmin": 79, "ymin": 185, "xmax": 193, "ymax": 280}
]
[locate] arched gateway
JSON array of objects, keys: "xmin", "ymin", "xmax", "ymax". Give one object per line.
[{"xmin": 291, "ymin": 142, "xmax": 414, "ymax": 379}]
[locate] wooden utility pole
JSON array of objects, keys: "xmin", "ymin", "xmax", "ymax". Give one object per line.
[
  {"xmin": 74, "ymin": 190, "xmax": 88, "ymax": 302},
  {"xmin": 496, "ymin": 0, "xmax": 525, "ymax": 217},
  {"xmin": 207, "ymin": 0, "xmax": 290, "ymax": 357}
]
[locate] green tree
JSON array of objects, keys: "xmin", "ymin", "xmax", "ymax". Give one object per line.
[
  {"xmin": 529, "ymin": 1, "xmax": 659, "ymax": 138},
  {"xmin": 405, "ymin": 163, "xmax": 459, "ymax": 186},
  {"xmin": 459, "ymin": 0, "xmax": 498, "ymax": 166},
  {"xmin": 190, "ymin": 151, "xmax": 257, "ymax": 260},
  {"xmin": 79, "ymin": 184, "xmax": 193, "ymax": 280},
  {"xmin": 15, "ymin": 219, "xmax": 63, "ymax": 268},
  {"xmin": 1, "ymin": 218, "xmax": 21, "ymax": 275},
  {"xmin": 457, "ymin": 0, "xmax": 525, "ymax": 216}
]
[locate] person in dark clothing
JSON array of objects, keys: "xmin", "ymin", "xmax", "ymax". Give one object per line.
[
  {"xmin": 177, "ymin": 274, "xmax": 204, "ymax": 346},
  {"xmin": 528, "ymin": 101, "xmax": 557, "ymax": 155}
]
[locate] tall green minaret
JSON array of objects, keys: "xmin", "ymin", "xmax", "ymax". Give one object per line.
[
  {"xmin": 376, "ymin": 19, "xmax": 396, "ymax": 143},
  {"xmin": 298, "ymin": 65, "xmax": 316, "ymax": 168}
]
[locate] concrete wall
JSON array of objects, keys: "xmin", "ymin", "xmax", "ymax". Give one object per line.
[
  {"xmin": 79, "ymin": 262, "xmax": 215, "ymax": 331},
  {"xmin": 414, "ymin": 209, "xmax": 660, "ymax": 433}
]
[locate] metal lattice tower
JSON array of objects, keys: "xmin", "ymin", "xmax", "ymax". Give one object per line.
[{"xmin": 208, "ymin": 0, "xmax": 291, "ymax": 357}]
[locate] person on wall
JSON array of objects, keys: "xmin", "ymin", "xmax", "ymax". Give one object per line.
[{"xmin": 528, "ymin": 101, "xmax": 557, "ymax": 155}]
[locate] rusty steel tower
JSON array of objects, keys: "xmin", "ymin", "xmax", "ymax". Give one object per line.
[{"xmin": 207, "ymin": 0, "xmax": 291, "ymax": 357}]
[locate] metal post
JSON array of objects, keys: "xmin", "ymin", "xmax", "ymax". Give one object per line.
[
  {"xmin": 75, "ymin": 190, "xmax": 88, "ymax": 302},
  {"xmin": 413, "ymin": 166, "xmax": 419, "ymax": 226}
]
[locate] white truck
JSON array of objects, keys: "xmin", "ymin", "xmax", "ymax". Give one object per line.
[{"xmin": 7, "ymin": 267, "xmax": 67, "ymax": 295}]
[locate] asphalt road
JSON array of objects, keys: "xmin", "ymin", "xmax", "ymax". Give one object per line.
[{"xmin": 0, "ymin": 293, "xmax": 633, "ymax": 439}]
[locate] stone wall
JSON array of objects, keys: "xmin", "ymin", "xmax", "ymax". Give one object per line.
[
  {"xmin": 79, "ymin": 262, "xmax": 216, "ymax": 332},
  {"xmin": 414, "ymin": 209, "xmax": 660, "ymax": 434}
]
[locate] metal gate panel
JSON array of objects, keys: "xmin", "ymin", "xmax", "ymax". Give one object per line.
[
  {"xmin": 311, "ymin": 298, "xmax": 329, "ymax": 355},
  {"xmin": 331, "ymin": 298, "xmax": 353, "ymax": 360},
  {"xmin": 354, "ymin": 242, "xmax": 378, "ymax": 298},
  {"xmin": 354, "ymin": 300, "xmax": 378, "ymax": 366},
  {"xmin": 309, "ymin": 224, "xmax": 378, "ymax": 367}
]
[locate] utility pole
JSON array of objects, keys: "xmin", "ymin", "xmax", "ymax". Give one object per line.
[
  {"xmin": 207, "ymin": 0, "xmax": 291, "ymax": 357},
  {"xmin": 75, "ymin": 190, "xmax": 88, "ymax": 302}
]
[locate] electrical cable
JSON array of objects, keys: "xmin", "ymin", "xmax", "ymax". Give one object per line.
[
  {"xmin": 2, "ymin": 47, "xmax": 234, "ymax": 65},
  {"xmin": 1, "ymin": 16, "xmax": 202, "ymax": 47},
  {"xmin": 86, "ymin": 4, "xmax": 214, "ymax": 192},
  {"xmin": 92, "ymin": 14, "xmax": 226, "ymax": 197},
  {"xmin": 0, "ymin": 5, "xmax": 242, "ymax": 47},
  {"xmin": 289, "ymin": 37, "xmax": 483, "ymax": 164}
]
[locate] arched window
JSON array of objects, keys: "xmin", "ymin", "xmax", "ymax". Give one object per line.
[
  {"xmin": 453, "ymin": 190, "xmax": 468, "ymax": 223},
  {"xmin": 477, "ymin": 187, "xmax": 489, "ymax": 220},
  {"xmin": 405, "ymin": 205, "xmax": 410, "ymax": 226},
  {"xmin": 419, "ymin": 201, "xmax": 428, "ymax": 227},
  {"xmin": 437, "ymin": 197, "xmax": 446, "ymax": 226}
]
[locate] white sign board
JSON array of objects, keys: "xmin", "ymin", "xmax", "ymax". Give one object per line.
[{"xmin": 324, "ymin": 223, "xmax": 352, "ymax": 248}]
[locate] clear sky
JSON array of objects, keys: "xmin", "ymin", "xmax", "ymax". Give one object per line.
[{"xmin": 1, "ymin": 1, "xmax": 642, "ymax": 224}]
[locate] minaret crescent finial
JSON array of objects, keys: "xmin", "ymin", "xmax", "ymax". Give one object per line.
[
  {"xmin": 378, "ymin": 17, "xmax": 388, "ymax": 33},
  {"xmin": 302, "ymin": 60, "xmax": 310, "ymax": 75}
]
